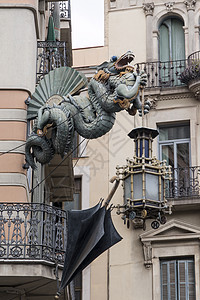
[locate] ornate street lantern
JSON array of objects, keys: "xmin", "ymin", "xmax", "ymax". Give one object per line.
[{"xmin": 116, "ymin": 127, "xmax": 172, "ymax": 230}]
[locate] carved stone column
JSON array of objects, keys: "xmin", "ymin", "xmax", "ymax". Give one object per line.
[
  {"xmin": 184, "ymin": 0, "xmax": 196, "ymax": 55},
  {"xmin": 143, "ymin": 3, "xmax": 155, "ymax": 61}
]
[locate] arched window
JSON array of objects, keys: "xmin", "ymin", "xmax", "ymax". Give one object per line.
[
  {"xmin": 159, "ymin": 17, "xmax": 185, "ymax": 86},
  {"xmin": 159, "ymin": 17, "xmax": 185, "ymax": 61}
]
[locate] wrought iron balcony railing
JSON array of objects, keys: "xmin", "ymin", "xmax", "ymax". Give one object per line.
[
  {"xmin": 165, "ymin": 166, "xmax": 200, "ymax": 199},
  {"xmin": 135, "ymin": 59, "xmax": 187, "ymax": 88},
  {"xmin": 188, "ymin": 50, "xmax": 200, "ymax": 65},
  {"xmin": 50, "ymin": 1, "xmax": 71, "ymax": 19},
  {"xmin": 37, "ymin": 41, "xmax": 70, "ymax": 83},
  {"xmin": 0, "ymin": 203, "xmax": 67, "ymax": 265}
]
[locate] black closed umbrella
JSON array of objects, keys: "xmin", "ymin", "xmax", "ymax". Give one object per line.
[{"xmin": 57, "ymin": 201, "xmax": 122, "ymax": 296}]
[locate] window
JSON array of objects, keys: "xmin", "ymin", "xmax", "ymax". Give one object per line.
[
  {"xmin": 159, "ymin": 124, "xmax": 190, "ymax": 169},
  {"xmin": 161, "ymin": 258, "xmax": 195, "ymax": 300},
  {"xmin": 64, "ymin": 177, "xmax": 82, "ymax": 211},
  {"xmin": 159, "ymin": 18, "xmax": 185, "ymax": 62},
  {"xmin": 159, "ymin": 123, "xmax": 191, "ymax": 197},
  {"xmin": 159, "ymin": 17, "xmax": 185, "ymax": 86}
]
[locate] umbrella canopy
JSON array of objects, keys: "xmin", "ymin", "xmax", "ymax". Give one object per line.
[
  {"xmin": 52, "ymin": 2, "xmax": 60, "ymax": 41},
  {"xmin": 47, "ymin": 16, "xmax": 56, "ymax": 41},
  {"xmin": 58, "ymin": 202, "xmax": 122, "ymax": 295}
]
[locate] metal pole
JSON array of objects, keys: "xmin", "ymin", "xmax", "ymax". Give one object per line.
[{"xmin": 141, "ymin": 86, "xmax": 145, "ymax": 127}]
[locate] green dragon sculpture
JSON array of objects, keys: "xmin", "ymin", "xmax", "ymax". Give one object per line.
[{"xmin": 25, "ymin": 51, "xmax": 150, "ymax": 169}]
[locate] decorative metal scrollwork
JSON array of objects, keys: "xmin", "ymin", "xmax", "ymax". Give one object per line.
[{"xmin": 0, "ymin": 203, "xmax": 67, "ymax": 265}]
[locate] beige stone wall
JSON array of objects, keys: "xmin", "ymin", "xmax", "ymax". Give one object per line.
[
  {"xmin": 0, "ymin": 8, "xmax": 37, "ymax": 93},
  {"xmin": 73, "ymin": 46, "xmax": 108, "ymax": 68},
  {"xmin": 0, "ymin": 2, "xmax": 39, "ymax": 202},
  {"xmin": 72, "ymin": 1, "xmax": 200, "ymax": 299}
]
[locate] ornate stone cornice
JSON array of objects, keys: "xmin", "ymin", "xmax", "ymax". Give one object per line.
[
  {"xmin": 143, "ymin": 3, "xmax": 155, "ymax": 16},
  {"xmin": 155, "ymin": 93, "xmax": 192, "ymax": 102},
  {"xmin": 184, "ymin": 0, "xmax": 196, "ymax": 11},
  {"xmin": 165, "ymin": 2, "xmax": 175, "ymax": 12}
]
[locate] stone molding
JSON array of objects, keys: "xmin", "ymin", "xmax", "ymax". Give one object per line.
[
  {"xmin": 142, "ymin": 241, "xmax": 152, "ymax": 269},
  {"xmin": 140, "ymin": 219, "xmax": 200, "ymax": 268},
  {"xmin": 143, "ymin": 2, "xmax": 155, "ymax": 16},
  {"xmin": 0, "ymin": 141, "xmax": 25, "ymax": 154},
  {"xmin": 165, "ymin": 2, "xmax": 175, "ymax": 12},
  {"xmin": 144, "ymin": 92, "xmax": 193, "ymax": 105},
  {"xmin": 184, "ymin": 0, "xmax": 196, "ymax": 11},
  {"xmin": 0, "ymin": 173, "xmax": 28, "ymax": 189},
  {"xmin": 0, "ymin": 109, "xmax": 27, "ymax": 122}
]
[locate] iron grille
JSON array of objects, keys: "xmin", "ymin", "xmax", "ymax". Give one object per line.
[
  {"xmin": 36, "ymin": 41, "xmax": 70, "ymax": 83},
  {"xmin": 165, "ymin": 166, "xmax": 200, "ymax": 199},
  {"xmin": 188, "ymin": 50, "xmax": 200, "ymax": 66},
  {"xmin": 135, "ymin": 59, "xmax": 187, "ymax": 88},
  {"xmin": 0, "ymin": 203, "xmax": 67, "ymax": 264}
]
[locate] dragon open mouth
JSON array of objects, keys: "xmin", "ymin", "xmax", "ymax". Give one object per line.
[{"xmin": 114, "ymin": 51, "xmax": 135, "ymax": 70}]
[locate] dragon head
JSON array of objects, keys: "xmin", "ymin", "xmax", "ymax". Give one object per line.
[{"xmin": 96, "ymin": 51, "xmax": 135, "ymax": 76}]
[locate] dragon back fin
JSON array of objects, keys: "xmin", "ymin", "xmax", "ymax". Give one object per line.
[{"xmin": 27, "ymin": 67, "xmax": 88, "ymax": 120}]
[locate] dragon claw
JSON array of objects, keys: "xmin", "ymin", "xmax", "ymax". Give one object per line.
[{"xmin": 138, "ymin": 99, "xmax": 151, "ymax": 116}]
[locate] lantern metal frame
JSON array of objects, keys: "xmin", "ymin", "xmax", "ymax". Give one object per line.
[{"xmin": 115, "ymin": 127, "xmax": 172, "ymax": 230}]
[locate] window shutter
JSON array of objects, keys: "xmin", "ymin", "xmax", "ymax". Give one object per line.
[
  {"xmin": 170, "ymin": 261, "xmax": 177, "ymax": 300},
  {"xmin": 178, "ymin": 260, "xmax": 195, "ymax": 300},
  {"xmin": 171, "ymin": 19, "xmax": 185, "ymax": 61},
  {"xmin": 161, "ymin": 261, "xmax": 177, "ymax": 300},
  {"xmin": 161, "ymin": 259, "xmax": 195, "ymax": 300},
  {"xmin": 188, "ymin": 261, "xmax": 195, "ymax": 300},
  {"xmin": 159, "ymin": 24, "xmax": 170, "ymax": 62},
  {"xmin": 178, "ymin": 261, "xmax": 186, "ymax": 299},
  {"xmin": 161, "ymin": 262, "xmax": 169, "ymax": 300}
]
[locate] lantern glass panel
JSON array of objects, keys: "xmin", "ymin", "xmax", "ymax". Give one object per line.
[
  {"xmin": 135, "ymin": 140, "xmax": 149, "ymax": 157},
  {"xmin": 146, "ymin": 173, "xmax": 159, "ymax": 201},
  {"xmin": 124, "ymin": 175, "xmax": 132, "ymax": 201},
  {"xmin": 161, "ymin": 177, "xmax": 164, "ymax": 201},
  {"xmin": 133, "ymin": 173, "xmax": 143, "ymax": 199}
]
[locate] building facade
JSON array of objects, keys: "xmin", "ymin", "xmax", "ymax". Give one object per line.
[
  {"xmin": 72, "ymin": 1, "xmax": 200, "ymax": 299},
  {"xmin": 0, "ymin": 1, "xmax": 73, "ymax": 299}
]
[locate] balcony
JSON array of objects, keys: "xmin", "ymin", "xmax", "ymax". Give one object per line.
[
  {"xmin": 135, "ymin": 59, "xmax": 187, "ymax": 89},
  {"xmin": 0, "ymin": 202, "xmax": 67, "ymax": 265},
  {"xmin": 165, "ymin": 166, "xmax": 200, "ymax": 202},
  {"xmin": 179, "ymin": 50, "xmax": 200, "ymax": 99},
  {"xmin": 37, "ymin": 41, "xmax": 71, "ymax": 83}
]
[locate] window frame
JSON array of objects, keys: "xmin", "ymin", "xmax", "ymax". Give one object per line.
[
  {"xmin": 160, "ymin": 258, "xmax": 195, "ymax": 300},
  {"xmin": 158, "ymin": 124, "xmax": 191, "ymax": 169}
]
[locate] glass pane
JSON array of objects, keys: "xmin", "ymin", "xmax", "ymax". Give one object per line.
[
  {"xmin": 159, "ymin": 125, "xmax": 190, "ymax": 141},
  {"xmin": 161, "ymin": 144, "xmax": 174, "ymax": 168},
  {"xmin": 146, "ymin": 173, "xmax": 159, "ymax": 201},
  {"xmin": 171, "ymin": 19, "xmax": 185, "ymax": 61},
  {"xmin": 159, "ymin": 24, "xmax": 170, "ymax": 62},
  {"xmin": 124, "ymin": 175, "xmax": 132, "ymax": 200},
  {"xmin": 133, "ymin": 173, "xmax": 143, "ymax": 199},
  {"xmin": 177, "ymin": 143, "xmax": 189, "ymax": 168}
]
